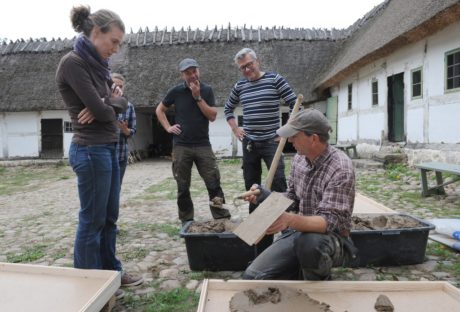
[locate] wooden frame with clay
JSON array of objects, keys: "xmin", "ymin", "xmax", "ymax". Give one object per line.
[{"xmin": 198, "ymin": 279, "xmax": 460, "ymax": 312}]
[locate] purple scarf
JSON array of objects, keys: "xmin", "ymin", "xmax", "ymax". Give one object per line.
[{"xmin": 73, "ymin": 34, "xmax": 111, "ymax": 81}]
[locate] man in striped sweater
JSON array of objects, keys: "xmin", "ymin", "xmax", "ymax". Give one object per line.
[{"xmin": 225, "ymin": 47, "xmax": 297, "ymax": 214}]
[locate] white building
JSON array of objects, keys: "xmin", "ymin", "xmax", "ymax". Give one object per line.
[{"xmin": 316, "ymin": 0, "xmax": 460, "ymax": 164}]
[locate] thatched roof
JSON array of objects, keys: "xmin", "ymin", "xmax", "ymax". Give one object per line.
[
  {"xmin": 3, "ymin": 0, "xmax": 460, "ymax": 113},
  {"xmin": 316, "ymin": 0, "xmax": 460, "ymax": 94},
  {"xmin": 0, "ymin": 27, "xmax": 345, "ymax": 112}
]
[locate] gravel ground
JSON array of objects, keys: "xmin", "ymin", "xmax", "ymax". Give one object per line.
[{"xmin": 0, "ymin": 157, "xmax": 458, "ymax": 311}]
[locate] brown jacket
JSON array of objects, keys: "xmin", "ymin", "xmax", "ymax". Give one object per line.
[{"xmin": 56, "ymin": 51, "xmax": 127, "ymax": 145}]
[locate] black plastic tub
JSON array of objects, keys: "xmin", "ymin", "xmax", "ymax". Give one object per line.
[
  {"xmin": 350, "ymin": 213, "xmax": 435, "ymax": 267},
  {"xmin": 180, "ymin": 221, "xmax": 272, "ymax": 271}
]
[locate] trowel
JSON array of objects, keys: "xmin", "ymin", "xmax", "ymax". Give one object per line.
[
  {"xmin": 210, "ymin": 189, "xmax": 262, "ymax": 210},
  {"xmin": 209, "ymin": 196, "xmax": 235, "ymax": 210}
]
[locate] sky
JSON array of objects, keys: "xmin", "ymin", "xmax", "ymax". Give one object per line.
[{"xmin": 1, "ymin": 0, "xmax": 384, "ymax": 42}]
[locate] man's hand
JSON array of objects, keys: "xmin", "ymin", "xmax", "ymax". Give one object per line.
[
  {"xmin": 232, "ymin": 126, "xmax": 246, "ymax": 141},
  {"xmin": 111, "ymin": 84, "xmax": 123, "ymax": 97},
  {"xmin": 266, "ymin": 212, "xmax": 292, "ymax": 235},
  {"xmin": 118, "ymin": 120, "xmax": 130, "ymax": 136},
  {"xmin": 167, "ymin": 124, "xmax": 182, "ymax": 135},
  {"xmin": 78, "ymin": 107, "xmax": 95, "ymax": 124},
  {"xmin": 244, "ymin": 184, "xmax": 271, "ymax": 204},
  {"xmin": 188, "ymin": 80, "xmax": 200, "ymax": 100}
]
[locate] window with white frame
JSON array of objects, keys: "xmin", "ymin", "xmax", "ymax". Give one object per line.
[
  {"xmin": 371, "ymin": 79, "xmax": 378, "ymax": 105},
  {"xmin": 446, "ymin": 48, "xmax": 460, "ymax": 91},
  {"xmin": 347, "ymin": 83, "xmax": 352, "ymax": 110},
  {"xmin": 64, "ymin": 121, "xmax": 73, "ymax": 133},
  {"xmin": 411, "ymin": 68, "xmax": 423, "ymax": 99}
]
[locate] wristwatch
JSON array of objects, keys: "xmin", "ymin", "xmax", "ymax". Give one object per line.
[{"xmin": 195, "ymin": 96, "xmax": 202, "ymax": 102}]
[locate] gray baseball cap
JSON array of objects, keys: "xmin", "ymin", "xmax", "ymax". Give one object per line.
[
  {"xmin": 179, "ymin": 58, "xmax": 199, "ymax": 71},
  {"xmin": 277, "ymin": 109, "xmax": 332, "ymax": 138}
]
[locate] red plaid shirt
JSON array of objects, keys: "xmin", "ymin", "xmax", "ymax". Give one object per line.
[{"xmin": 285, "ymin": 145, "xmax": 355, "ymax": 233}]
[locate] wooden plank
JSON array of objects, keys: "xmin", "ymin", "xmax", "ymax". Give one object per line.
[
  {"xmin": 197, "ymin": 279, "xmax": 210, "ymax": 312},
  {"xmin": 233, "ymin": 192, "xmax": 293, "ymax": 246},
  {"xmin": 0, "ymin": 263, "xmax": 120, "ymax": 312},
  {"xmin": 416, "ymin": 162, "xmax": 460, "ymax": 175},
  {"xmin": 429, "ymin": 233, "xmax": 460, "ymax": 251},
  {"xmin": 353, "ymin": 193, "xmax": 396, "ymax": 214},
  {"xmin": 198, "ymin": 279, "xmax": 460, "ymax": 312}
]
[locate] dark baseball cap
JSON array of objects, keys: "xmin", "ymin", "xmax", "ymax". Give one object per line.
[
  {"xmin": 179, "ymin": 58, "xmax": 199, "ymax": 71},
  {"xmin": 277, "ymin": 109, "xmax": 332, "ymax": 138}
]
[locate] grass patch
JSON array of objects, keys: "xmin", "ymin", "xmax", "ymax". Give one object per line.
[
  {"xmin": 399, "ymin": 191, "xmax": 422, "ymax": 202},
  {"xmin": 438, "ymin": 261, "xmax": 460, "ymax": 277},
  {"xmin": 52, "ymin": 251, "xmax": 67, "ymax": 260},
  {"xmin": 123, "ymin": 288, "xmax": 198, "ymax": 312},
  {"xmin": 426, "ymin": 242, "xmax": 456, "ymax": 260},
  {"xmin": 134, "ymin": 223, "xmax": 180, "ymax": 238},
  {"xmin": 121, "ymin": 247, "xmax": 149, "ymax": 262},
  {"xmin": 220, "ymin": 158, "xmax": 241, "ymax": 165},
  {"xmin": 385, "ymin": 164, "xmax": 416, "ymax": 181},
  {"xmin": 7, "ymin": 244, "xmax": 48, "ymax": 263},
  {"xmin": 0, "ymin": 165, "xmax": 72, "ymax": 195},
  {"xmin": 141, "ymin": 177, "xmax": 177, "ymax": 200}
]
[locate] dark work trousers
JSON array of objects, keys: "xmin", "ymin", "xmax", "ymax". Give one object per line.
[
  {"xmin": 242, "ymin": 230, "xmax": 358, "ymax": 280},
  {"xmin": 172, "ymin": 145, "xmax": 231, "ymax": 222},
  {"xmin": 242, "ymin": 138, "xmax": 287, "ymax": 212},
  {"xmin": 242, "ymin": 137, "xmax": 287, "ymax": 251}
]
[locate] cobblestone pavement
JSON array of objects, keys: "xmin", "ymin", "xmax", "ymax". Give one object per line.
[{"xmin": 0, "ymin": 158, "xmax": 458, "ymax": 311}]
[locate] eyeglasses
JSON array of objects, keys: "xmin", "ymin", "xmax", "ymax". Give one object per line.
[{"xmin": 239, "ymin": 61, "xmax": 255, "ymax": 72}]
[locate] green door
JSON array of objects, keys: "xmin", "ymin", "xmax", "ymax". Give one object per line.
[
  {"xmin": 387, "ymin": 73, "xmax": 405, "ymax": 142},
  {"xmin": 326, "ymin": 96, "xmax": 338, "ymax": 144}
]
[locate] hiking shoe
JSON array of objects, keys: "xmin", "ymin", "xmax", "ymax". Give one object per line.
[
  {"xmin": 115, "ymin": 289, "xmax": 125, "ymax": 300},
  {"xmin": 121, "ymin": 272, "xmax": 144, "ymax": 287}
]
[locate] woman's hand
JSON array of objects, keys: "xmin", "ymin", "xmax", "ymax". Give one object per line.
[{"xmin": 78, "ymin": 107, "xmax": 95, "ymax": 124}]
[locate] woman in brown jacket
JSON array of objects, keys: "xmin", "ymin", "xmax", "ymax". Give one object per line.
[{"xmin": 56, "ymin": 5, "xmax": 142, "ymax": 298}]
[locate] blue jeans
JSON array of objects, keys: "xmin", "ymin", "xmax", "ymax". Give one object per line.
[
  {"xmin": 69, "ymin": 142, "xmax": 122, "ymax": 271},
  {"xmin": 119, "ymin": 158, "xmax": 128, "ymax": 186},
  {"xmin": 242, "ymin": 138, "xmax": 287, "ymax": 213}
]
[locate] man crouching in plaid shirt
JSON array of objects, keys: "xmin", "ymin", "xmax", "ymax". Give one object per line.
[{"xmin": 242, "ymin": 108, "xmax": 358, "ymax": 280}]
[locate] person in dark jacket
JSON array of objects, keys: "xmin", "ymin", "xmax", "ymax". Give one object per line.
[{"xmin": 55, "ymin": 5, "xmax": 142, "ymax": 299}]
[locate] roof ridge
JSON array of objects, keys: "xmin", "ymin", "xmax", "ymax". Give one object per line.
[
  {"xmin": 1, "ymin": 26, "xmax": 349, "ymax": 55},
  {"xmin": 125, "ymin": 25, "xmax": 349, "ymax": 47}
]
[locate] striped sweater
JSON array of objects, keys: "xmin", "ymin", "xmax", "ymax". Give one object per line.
[{"xmin": 224, "ymin": 72, "xmax": 296, "ymax": 141}]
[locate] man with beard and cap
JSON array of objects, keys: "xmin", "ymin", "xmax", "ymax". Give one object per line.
[
  {"xmin": 156, "ymin": 58, "xmax": 231, "ymax": 225},
  {"xmin": 242, "ymin": 108, "xmax": 358, "ymax": 281}
]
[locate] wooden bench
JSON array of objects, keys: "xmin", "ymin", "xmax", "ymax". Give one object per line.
[
  {"xmin": 335, "ymin": 144, "xmax": 359, "ymax": 158},
  {"xmin": 415, "ymin": 162, "xmax": 460, "ymax": 197}
]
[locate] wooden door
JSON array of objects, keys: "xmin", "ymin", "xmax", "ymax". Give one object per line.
[
  {"xmin": 387, "ymin": 73, "xmax": 405, "ymax": 142},
  {"xmin": 40, "ymin": 119, "xmax": 63, "ymax": 158}
]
